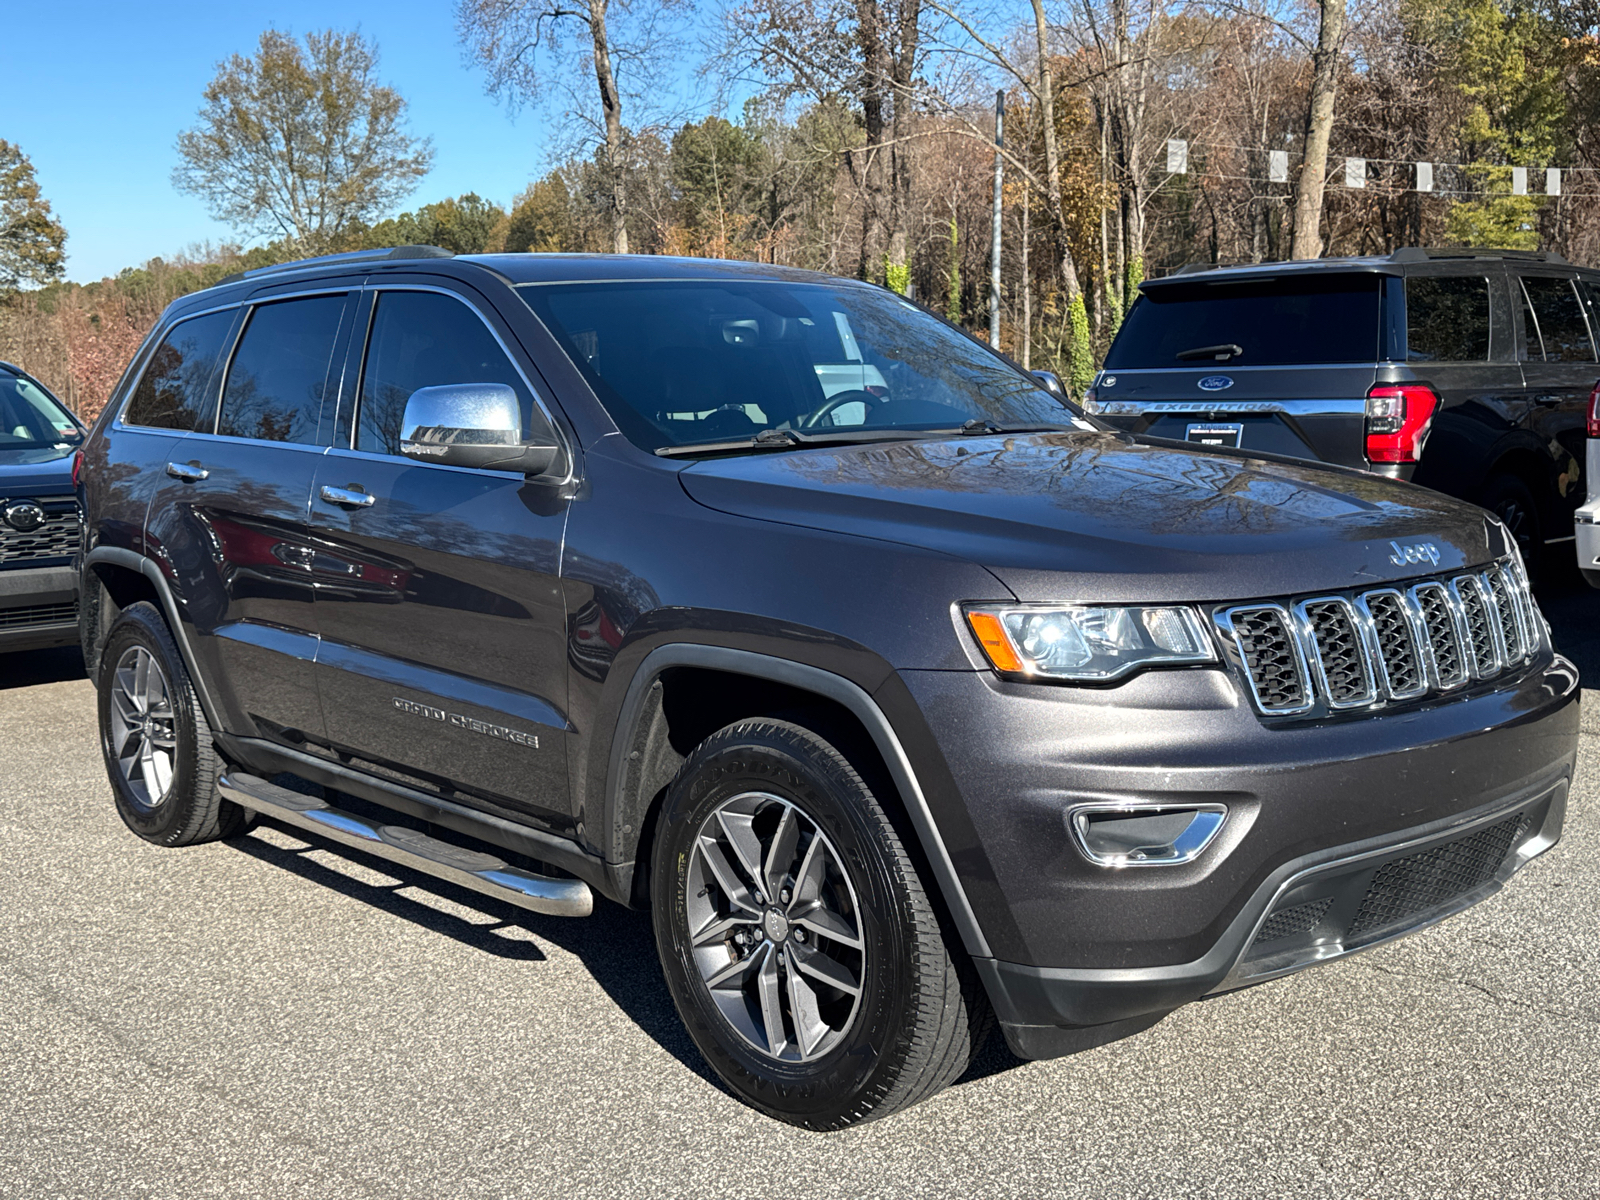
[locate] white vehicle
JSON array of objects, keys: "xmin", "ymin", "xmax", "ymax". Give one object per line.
[{"xmin": 1576, "ymin": 382, "xmax": 1600, "ymax": 586}]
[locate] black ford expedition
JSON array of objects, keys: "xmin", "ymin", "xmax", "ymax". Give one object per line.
[
  {"xmin": 1086, "ymin": 248, "xmax": 1600, "ymax": 568},
  {"xmin": 78, "ymin": 248, "xmax": 1580, "ymax": 1129}
]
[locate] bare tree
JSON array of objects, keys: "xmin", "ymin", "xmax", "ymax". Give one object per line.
[
  {"xmin": 1291, "ymin": 0, "xmax": 1346, "ymax": 258},
  {"xmin": 459, "ymin": 0, "xmax": 688, "ymax": 253},
  {"xmin": 173, "ymin": 30, "xmax": 433, "ymax": 249}
]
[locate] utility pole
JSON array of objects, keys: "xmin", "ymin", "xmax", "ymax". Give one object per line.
[{"xmin": 990, "ymin": 89, "xmax": 1003, "ymax": 348}]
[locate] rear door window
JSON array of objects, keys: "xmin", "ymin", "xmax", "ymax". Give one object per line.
[
  {"xmin": 1405, "ymin": 276, "xmax": 1491, "ymax": 362},
  {"xmin": 1104, "ymin": 273, "xmax": 1381, "ymax": 369},
  {"xmin": 123, "ymin": 310, "xmax": 235, "ymax": 431},
  {"xmin": 1519, "ymin": 277, "xmax": 1597, "ymax": 363},
  {"xmin": 218, "ymin": 295, "xmax": 346, "ymax": 443}
]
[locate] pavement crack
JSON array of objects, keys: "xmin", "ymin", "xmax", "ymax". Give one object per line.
[{"xmin": 1351, "ymin": 958, "xmax": 1600, "ymax": 1029}]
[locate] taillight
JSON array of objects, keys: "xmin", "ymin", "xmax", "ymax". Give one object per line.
[
  {"xmin": 1587, "ymin": 381, "xmax": 1600, "ymax": 438},
  {"xmin": 71, "ymin": 449, "xmax": 85, "ymax": 489},
  {"xmin": 1365, "ymin": 384, "xmax": 1439, "ymax": 464}
]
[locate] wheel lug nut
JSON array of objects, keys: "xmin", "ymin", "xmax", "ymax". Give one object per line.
[
  {"xmin": 780, "ymin": 888, "xmax": 792, "ymax": 904},
  {"xmin": 793, "ymin": 929, "xmax": 806, "ymax": 943}
]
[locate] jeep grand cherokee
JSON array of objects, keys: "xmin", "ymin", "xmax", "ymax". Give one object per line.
[{"xmin": 77, "ymin": 247, "xmax": 1580, "ymax": 1129}]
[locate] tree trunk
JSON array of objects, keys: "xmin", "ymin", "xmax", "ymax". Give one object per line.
[
  {"xmin": 1291, "ymin": 0, "xmax": 1346, "ymax": 260},
  {"xmin": 854, "ymin": 0, "xmax": 889, "ymax": 280},
  {"xmin": 887, "ymin": 0, "xmax": 920, "ymax": 281},
  {"xmin": 588, "ymin": 0, "xmax": 628, "ymax": 254},
  {"xmin": 1022, "ymin": 191, "xmax": 1032, "ymax": 369},
  {"xmin": 1029, "ymin": 0, "xmax": 1082, "ymax": 301}
]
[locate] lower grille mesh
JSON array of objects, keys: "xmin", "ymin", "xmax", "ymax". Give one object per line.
[
  {"xmin": 0, "ymin": 602, "xmax": 77, "ymax": 630},
  {"xmin": 1347, "ymin": 814, "xmax": 1528, "ymax": 938},
  {"xmin": 1256, "ymin": 897, "xmax": 1333, "ymax": 944}
]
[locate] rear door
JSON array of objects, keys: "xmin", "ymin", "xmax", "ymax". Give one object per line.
[
  {"xmin": 306, "ymin": 282, "xmax": 574, "ymax": 828},
  {"xmin": 1515, "ymin": 271, "xmax": 1598, "ymax": 536},
  {"xmin": 143, "ymin": 286, "xmax": 356, "ymax": 746},
  {"xmin": 1089, "ymin": 271, "xmax": 1383, "ymax": 467}
]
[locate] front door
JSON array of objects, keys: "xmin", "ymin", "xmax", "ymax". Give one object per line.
[
  {"xmin": 144, "ymin": 289, "xmax": 353, "ymax": 746},
  {"xmin": 307, "ymin": 286, "xmax": 573, "ymax": 827}
]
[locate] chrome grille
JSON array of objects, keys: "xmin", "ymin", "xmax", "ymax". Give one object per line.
[
  {"xmin": 1298, "ymin": 599, "xmax": 1373, "ymax": 707},
  {"xmin": 1412, "ymin": 583, "xmax": 1466, "ymax": 689},
  {"xmin": 1229, "ymin": 606, "xmax": 1308, "ymax": 714},
  {"xmin": 0, "ymin": 500, "xmax": 81, "ymax": 566},
  {"xmin": 1222, "ymin": 558, "xmax": 1539, "ymax": 718}
]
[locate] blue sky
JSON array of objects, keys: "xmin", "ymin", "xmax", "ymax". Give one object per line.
[{"xmin": 1, "ymin": 1, "xmax": 710, "ymax": 282}]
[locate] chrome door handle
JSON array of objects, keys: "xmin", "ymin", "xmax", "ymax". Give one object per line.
[
  {"xmin": 165, "ymin": 461, "xmax": 209, "ymax": 482},
  {"xmin": 319, "ymin": 485, "xmax": 376, "ymax": 509}
]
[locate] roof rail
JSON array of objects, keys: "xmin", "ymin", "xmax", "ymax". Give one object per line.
[
  {"xmin": 216, "ymin": 244, "xmax": 454, "ymax": 287},
  {"xmin": 1389, "ymin": 246, "xmax": 1567, "ymax": 264}
]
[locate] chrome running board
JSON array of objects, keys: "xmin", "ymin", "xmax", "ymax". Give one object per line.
[{"xmin": 219, "ymin": 772, "xmax": 594, "ymax": 918}]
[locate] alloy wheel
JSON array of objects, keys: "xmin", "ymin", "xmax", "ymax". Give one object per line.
[
  {"xmin": 685, "ymin": 791, "xmax": 866, "ymax": 1062},
  {"xmin": 108, "ymin": 645, "xmax": 178, "ymax": 809}
]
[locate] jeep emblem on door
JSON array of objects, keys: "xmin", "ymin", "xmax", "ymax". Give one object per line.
[
  {"xmin": 1389, "ymin": 540, "xmax": 1442, "ymax": 567},
  {"xmin": 1197, "ymin": 376, "xmax": 1234, "ymax": 392}
]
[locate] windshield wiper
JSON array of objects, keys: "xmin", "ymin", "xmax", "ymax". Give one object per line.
[
  {"xmin": 654, "ymin": 427, "xmax": 931, "ymax": 458},
  {"xmin": 1175, "ymin": 343, "xmax": 1244, "ymax": 362},
  {"xmin": 953, "ymin": 419, "xmax": 1079, "ymax": 435}
]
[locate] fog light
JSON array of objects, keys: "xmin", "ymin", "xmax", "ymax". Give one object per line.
[{"xmin": 1069, "ymin": 805, "xmax": 1227, "ymax": 867}]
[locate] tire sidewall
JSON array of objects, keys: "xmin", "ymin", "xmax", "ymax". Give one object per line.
[
  {"xmin": 651, "ymin": 723, "xmax": 919, "ymax": 1127},
  {"xmin": 97, "ymin": 604, "xmax": 210, "ymax": 844}
]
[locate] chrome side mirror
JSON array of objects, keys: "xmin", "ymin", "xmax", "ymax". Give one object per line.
[
  {"xmin": 1032, "ymin": 370, "xmax": 1065, "ymax": 398},
  {"xmin": 400, "ymin": 383, "xmax": 560, "ymax": 476}
]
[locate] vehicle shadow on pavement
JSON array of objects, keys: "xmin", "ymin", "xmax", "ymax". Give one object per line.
[
  {"xmin": 0, "ymin": 646, "xmax": 85, "ymax": 690},
  {"xmin": 229, "ymin": 800, "xmax": 724, "ymax": 1090},
  {"xmin": 1538, "ymin": 571, "xmax": 1600, "ymax": 685}
]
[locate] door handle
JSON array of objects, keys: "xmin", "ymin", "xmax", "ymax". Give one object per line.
[
  {"xmin": 165, "ymin": 461, "xmax": 209, "ymax": 482},
  {"xmin": 319, "ymin": 485, "xmax": 376, "ymax": 509}
]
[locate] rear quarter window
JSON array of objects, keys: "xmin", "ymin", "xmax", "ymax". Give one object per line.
[
  {"xmin": 1104, "ymin": 273, "xmax": 1381, "ymax": 369},
  {"xmin": 123, "ymin": 310, "xmax": 235, "ymax": 431},
  {"xmin": 1405, "ymin": 276, "xmax": 1491, "ymax": 362}
]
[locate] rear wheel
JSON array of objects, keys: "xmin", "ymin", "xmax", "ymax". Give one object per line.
[
  {"xmin": 651, "ymin": 717, "xmax": 989, "ymax": 1129},
  {"xmin": 1479, "ymin": 473, "xmax": 1541, "ymax": 571},
  {"xmin": 96, "ymin": 602, "xmax": 246, "ymax": 846}
]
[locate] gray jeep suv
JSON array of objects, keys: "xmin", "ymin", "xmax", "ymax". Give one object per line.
[{"xmin": 77, "ymin": 248, "xmax": 1580, "ymax": 1128}]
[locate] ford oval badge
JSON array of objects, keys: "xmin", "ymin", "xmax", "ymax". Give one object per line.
[{"xmin": 1197, "ymin": 376, "xmax": 1234, "ymax": 392}]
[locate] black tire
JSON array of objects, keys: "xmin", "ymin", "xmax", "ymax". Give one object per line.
[
  {"xmin": 651, "ymin": 717, "xmax": 990, "ymax": 1129},
  {"xmin": 96, "ymin": 601, "xmax": 246, "ymax": 846},
  {"xmin": 1479, "ymin": 473, "xmax": 1541, "ymax": 571}
]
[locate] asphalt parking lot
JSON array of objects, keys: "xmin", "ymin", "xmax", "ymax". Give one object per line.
[{"xmin": 2, "ymin": 582, "xmax": 1599, "ymax": 1200}]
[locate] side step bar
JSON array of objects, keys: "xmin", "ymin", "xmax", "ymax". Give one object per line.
[{"xmin": 219, "ymin": 772, "xmax": 594, "ymax": 918}]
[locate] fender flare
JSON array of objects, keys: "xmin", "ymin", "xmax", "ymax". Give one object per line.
[
  {"xmin": 602, "ymin": 643, "xmax": 992, "ymax": 959},
  {"xmin": 83, "ymin": 547, "xmax": 223, "ymax": 731}
]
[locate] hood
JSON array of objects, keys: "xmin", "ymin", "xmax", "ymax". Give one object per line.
[
  {"xmin": 678, "ymin": 431, "xmax": 1506, "ymax": 604},
  {"xmin": 0, "ymin": 444, "xmax": 76, "ymax": 496}
]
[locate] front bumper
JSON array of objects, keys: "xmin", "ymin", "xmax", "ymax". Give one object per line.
[
  {"xmin": 899, "ymin": 652, "xmax": 1580, "ymax": 1058},
  {"xmin": 0, "ymin": 565, "xmax": 79, "ymax": 652}
]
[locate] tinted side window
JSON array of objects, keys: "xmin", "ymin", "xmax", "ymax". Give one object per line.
[
  {"xmin": 1520, "ymin": 277, "xmax": 1596, "ymax": 363},
  {"xmin": 356, "ymin": 291, "xmax": 534, "ymax": 457},
  {"xmin": 123, "ymin": 311, "xmax": 234, "ymax": 431},
  {"xmin": 218, "ymin": 295, "xmax": 345, "ymax": 444},
  {"xmin": 1405, "ymin": 276, "xmax": 1490, "ymax": 362}
]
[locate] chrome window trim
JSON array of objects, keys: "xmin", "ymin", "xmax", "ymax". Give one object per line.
[
  {"xmin": 1408, "ymin": 581, "xmax": 1471, "ymax": 691},
  {"xmin": 320, "ymin": 442, "xmax": 536, "ymax": 484},
  {"xmin": 1215, "ymin": 603, "xmax": 1314, "ymax": 716},
  {"xmin": 111, "ymin": 301, "xmax": 244, "ymax": 432},
  {"xmin": 352, "ymin": 282, "xmax": 576, "ymax": 487},
  {"xmin": 1354, "ymin": 588, "xmax": 1429, "ymax": 701},
  {"xmin": 1291, "ymin": 596, "xmax": 1376, "ymax": 709}
]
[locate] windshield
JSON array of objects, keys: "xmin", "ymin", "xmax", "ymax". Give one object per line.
[
  {"xmin": 516, "ymin": 280, "xmax": 1083, "ymax": 452},
  {"xmin": 0, "ymin": 370, "xmax": 81, "ymax": 452},
  {"xmin": 1104, "ymin": 273, "xmax": 1382, "ymax": 369}
]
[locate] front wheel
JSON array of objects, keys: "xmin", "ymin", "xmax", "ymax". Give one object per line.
[{"xmin": 651, "ymin": 717, "xmax": 989, "ymax": 1129}]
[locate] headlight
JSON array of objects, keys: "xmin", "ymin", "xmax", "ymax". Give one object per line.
[{"xmin": 964, "ymin": 604, "xmax": 1216, "ymax": 682}]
